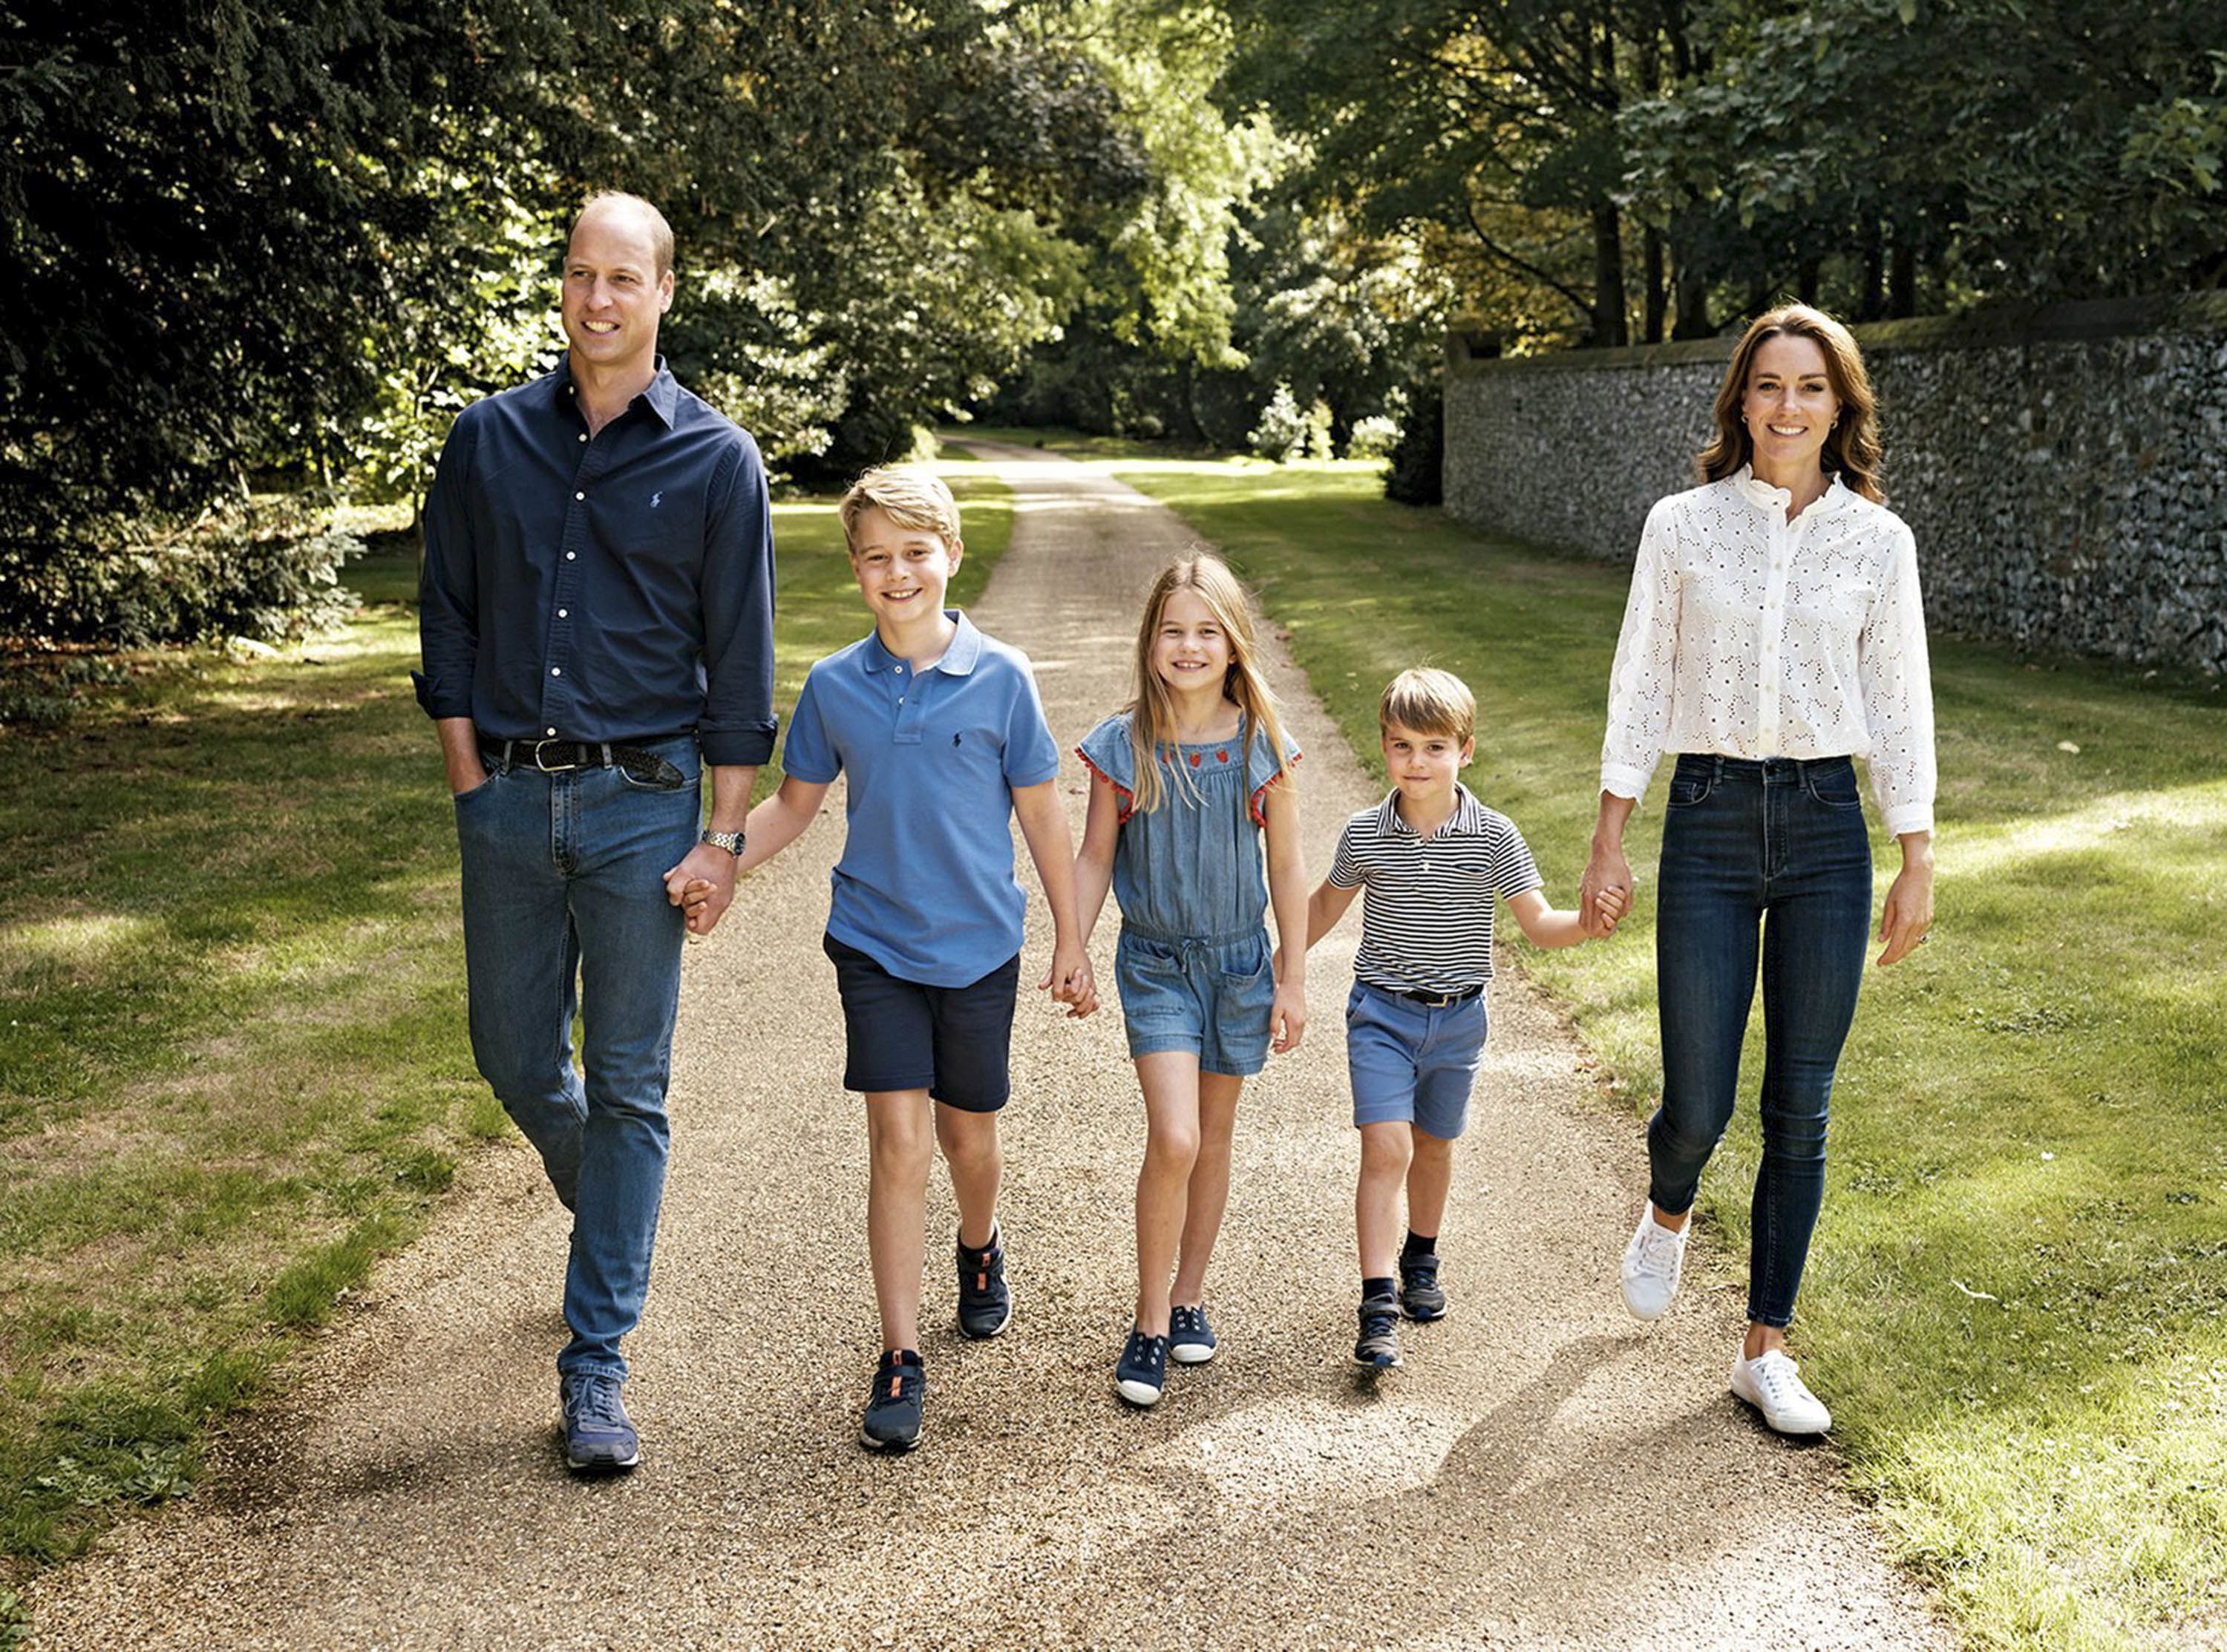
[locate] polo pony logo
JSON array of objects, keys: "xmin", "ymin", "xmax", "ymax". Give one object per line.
[{"xmin": 650, "ymin": 491, "xmax": 663, "ymax": 510}]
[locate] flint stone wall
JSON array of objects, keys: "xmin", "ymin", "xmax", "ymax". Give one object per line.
[{"xmin": 1442, "ymin": 292, "xmax": 2227, "ymax": 672}]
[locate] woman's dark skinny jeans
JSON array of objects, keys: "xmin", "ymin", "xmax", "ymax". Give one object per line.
[{"xmin": 1649, "ymin": 754, "xmax": 1872, "ymax": 1329}]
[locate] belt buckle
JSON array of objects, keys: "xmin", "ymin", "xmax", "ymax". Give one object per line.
[{"xmin": 532, "ymin": 738, "xmax": 580, "ymax": 773}]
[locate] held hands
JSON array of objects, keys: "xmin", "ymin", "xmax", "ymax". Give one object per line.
[
  {"xmin": 1588, "ymin": 883, "xmax": 1629, "ymax": 936},
  {"xmin": 1042, "ymin": 942, "xmax": 1099, "ymax": 1019},
  {"xmin": 1269, "ymin": 977, "xmax": 1307, "ymax": 1055},
  {"xmin": 1579, "ymin": 843, "xmax": 1635, "ymax": 940},
  {"xmin": 664, "ymin": 842, "xmax": 738, "ymax": 937}
]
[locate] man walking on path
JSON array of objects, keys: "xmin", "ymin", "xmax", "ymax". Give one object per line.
[{"xmin": 412, "ymin": 192, "xmax": 776, "ymax": 1472}]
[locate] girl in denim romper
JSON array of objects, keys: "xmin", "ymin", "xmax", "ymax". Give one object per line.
[{"xmin": 1075, "ymin": 555, "xmax": 1308, "ymax": 1409}]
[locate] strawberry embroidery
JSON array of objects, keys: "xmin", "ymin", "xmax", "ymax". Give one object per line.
[
  {"xmin": 1186, "ymin": 751, "xmax": 1203, "ymax": 767},
  {"xmin": 1215, "ymin": 749, "xmax": 1229, "ymax": 763}
]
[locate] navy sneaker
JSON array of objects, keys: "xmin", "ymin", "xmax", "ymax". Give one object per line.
[
  {"xmin": 559, "ymin": 1371, "xmax": 641, "ymax": 1473},
  {"xmin": 1168, "ymin": 1303, "xmax": 1218, "ymax": 1366},
  {"xmin": 1399, "ymin": 1249, "xmax": 1448, "ymax": 1322},
  {"xmin": 860, "ymin": 1350, "xmax": 926, "ymax": 1452},
  {"xmin": 1114, "ymin": 1326, "xmax": 1169, "ymax": 1407},
  {"xmin": 1354, "ymin": 1295, "xmax": 1403, "ymax": 1369},
  {"xmin": 956, "ymin": 1227, "xmax": 1013, "ymax": 1339}
]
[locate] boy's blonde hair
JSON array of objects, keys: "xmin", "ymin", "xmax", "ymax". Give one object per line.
[
  {"xmin": 839, "ymin": 464, "xmax": 961, "ymax": 550},
  {"xmin": 1127, "ymin": 554, "xmax": 1295, "ymax": 815},
  {"xmin": 1379, "ymin": 667, "xmax": 1475, "ymax": 744}
]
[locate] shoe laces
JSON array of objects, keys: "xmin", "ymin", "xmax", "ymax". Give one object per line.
[
  {"xmin": 567, "ymin": 1374, "xmax": 625, "ymax": 1427},
  {"xmin": 1748, "ymin": 1349, "xmax": 1808, "ymax": 1403},
  {"xmin": 1632, "ymin": 1222, "xmax": 1683, "ymax": 1276}
]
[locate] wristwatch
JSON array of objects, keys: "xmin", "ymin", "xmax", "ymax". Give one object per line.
[{"xmin": 700, "ymin": 828, "xmax": 745, "ymax": 856}]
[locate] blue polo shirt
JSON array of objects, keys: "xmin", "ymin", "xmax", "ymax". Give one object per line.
[{"xmin": 782, "ymin": 612, "xmax": 1061, "ymax": 986}]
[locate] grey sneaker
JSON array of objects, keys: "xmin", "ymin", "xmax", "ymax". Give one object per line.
[
  {"xmin": 1398, "ymin": 1250, "xmax": 1447, "ymax": 1322},
  {"xmin": 1354, "ymin": 1295, "xmax": 1402, "ymax": 1369},
  {"xmin": 1168, "ymin": 1303, "xmax": 1218, "ymax": 1365},
  {"xmin": 559, "ymin": 1371, "xmax": 640, "ymax": 1474}
]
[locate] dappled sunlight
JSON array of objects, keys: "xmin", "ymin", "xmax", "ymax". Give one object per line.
[
  {"xmin": 0, "ymin": 912, "xmax": 164, "ymax": 988},
  {"xmin": 1160, "ymin": 1395, "xmax": 1469, "ymax": 1502},
  {"xmin": 1943, "ymin": 781, "xmax": 2227, "ymax": 878}
]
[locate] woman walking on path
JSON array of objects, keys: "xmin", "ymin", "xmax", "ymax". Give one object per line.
[{"xmin": 1580, "ymin": 304, "xmax": 1937, "ymax": 1435}]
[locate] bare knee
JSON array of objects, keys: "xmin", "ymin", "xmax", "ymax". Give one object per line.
[
  {"xmin": 1144, "ymin": 1121, "xmax": 1202, "ymax": 1179},
  {"xmin": 867, "ymin": 1099, "xmax": 934, "ymax": 1182},
  {"xmin": 1358, "ymin": 1123, "xmax": 1414, "ymax": 1178}
]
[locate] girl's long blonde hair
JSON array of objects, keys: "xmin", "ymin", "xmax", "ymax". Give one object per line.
[{"xmin": 1125, "ymin": 554, "xmax": 1295, "ymax": 816}]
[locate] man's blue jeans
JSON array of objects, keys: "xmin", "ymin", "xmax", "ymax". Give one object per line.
[
  {"xmin": 1649, "ymin": 754, "xmax": 1872, "ymax": 1329},
  {"xmin": 453, "ymin": 738, "xmax": 699, "ymax": 1379}
]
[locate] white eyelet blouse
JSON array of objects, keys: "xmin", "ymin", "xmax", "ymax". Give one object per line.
[{"xmin": 1599, "ymin": 465, "xmax": 1936, "ymax": 837}]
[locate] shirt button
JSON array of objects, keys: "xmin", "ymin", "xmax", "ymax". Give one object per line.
[
  {"xmin": 546, "ymin": 727, "xmax": 557, "ymax": 737},
  {"xmin": 578, "ymin": 433, "xmax": 586, "ymax": 443},
  {"xmin": 557, "ymin": 608, "xmax": 568, "ymax": 618},
  {"xmin": 575, "ymin": 491, "xmax": 585, "ymax": 501},
  {"xmin": 551, "ymin": 667, "xmax": 561, "ymax": 677},
  {"xmin": 566, "ymin": 551, "xmax": 577, "ymax": 561}
]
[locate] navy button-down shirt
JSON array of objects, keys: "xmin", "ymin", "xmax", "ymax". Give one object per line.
[{"xmin": 413, "ymin": 358, "xmax": 777, "ymax": 767}]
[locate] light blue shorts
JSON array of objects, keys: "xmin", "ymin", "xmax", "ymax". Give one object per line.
[
  {"xmin": 1115, "ymin": 927, "xmax": 1275, "ymax": 1077},
  {"xmin": 1345, "ymin": 980, "xmax": 1488, "ymax": 1138}
]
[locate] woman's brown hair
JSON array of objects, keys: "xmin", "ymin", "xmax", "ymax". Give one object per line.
[{"xmin": 1698, "ymin": 304, "xmax": 1885, "ymax": 503}]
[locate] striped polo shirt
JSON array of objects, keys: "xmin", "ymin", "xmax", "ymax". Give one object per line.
[{"xmin": 1327, "ymin": 784, "xmax": 1543, "ymax": 996}]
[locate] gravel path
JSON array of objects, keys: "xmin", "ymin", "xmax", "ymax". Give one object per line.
[{"xmin": 27, "ymin": 444, "xmax": 1950, "ymax": 1650}]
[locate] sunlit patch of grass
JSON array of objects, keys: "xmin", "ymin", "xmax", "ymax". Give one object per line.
[
  {"xmin": 1047, "ymin": 439, "xmax": 2227, "ymax": 1649},
  {"xmin": 0, "ymin": 472, "xmax": 1015, "ymax": 1590}
]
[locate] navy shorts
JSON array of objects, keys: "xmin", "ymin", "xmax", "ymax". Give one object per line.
[{"xmin": 823, "ymin": 934, "xmax": 1021, "ymax": 1112}]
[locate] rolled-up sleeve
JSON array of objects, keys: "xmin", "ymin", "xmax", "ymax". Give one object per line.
[
  {"xmin": 412, "ymin": 410, "xmax": 480, "ymax": 721},
  {"xmin": 1858, "ymin": 522, "xmax": 1936, "ymax": 836},
  {"xmin": 1599, "ymin": 498, "xmax": 1681, "ymax": 802},
  {"xmin": 696, "ymin": 434, "xmax": 779, "ymax": 767}
]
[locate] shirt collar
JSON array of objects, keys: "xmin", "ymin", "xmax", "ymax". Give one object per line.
[
  {"xmin": 551, "ymin": 355, "xmax": 679, "ymax": 429},
  {"xmin": 857, "ymin": 610, "xmax": 983, "ymax": 678},
  {"xmin": 1734, "ymin": 462, "xmax": 1849, "ymax": 520},
  {"xmin": 1374, "ymin": 782, "xmax": 1485, "ymax": 840}
]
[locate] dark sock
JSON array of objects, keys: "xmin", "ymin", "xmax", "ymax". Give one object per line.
[
  {"xmin": 1362, "ymin": 1275, "xmax": 1396, "ymax": 1304},
  {"xmin": 1402, "ymin": 1230, "xmax": 1437, "ymax": 1262},
  {"xmin": 881, "ymin": 1348, "xmax": 923, "ymax": 1369}
]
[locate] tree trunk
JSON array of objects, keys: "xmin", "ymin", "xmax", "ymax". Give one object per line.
[
  {"xmin": 1798, "ymin": 259, "xmax": 1821, "ymax": 305},
  {"xmin": 1890, "ymin": 232, "xmax": 1917, "ymax": 318},
  {"xmin": 1860, "ymin": 216, "xmax": 1886, "ymax": 321},
  {"xmin": 1591, "ymin": 200, "xmax": 1628, "ymax": 347},
  {"xmin": 1644, "ymin": 224, "xmax": 1667, "ymax": 344}
]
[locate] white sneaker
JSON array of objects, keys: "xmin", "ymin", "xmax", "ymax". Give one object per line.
[
  {"xmin": 1619, "ymin": 1209, "xmax": 1688, "ymax": 1320},
  {"xmin": 1730, "ymin": 1348, "xmax": 1833, "ymax": 1435}
]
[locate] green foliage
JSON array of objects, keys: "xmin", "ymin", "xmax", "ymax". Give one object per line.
[
  {"xmin": 0, "ymin": 521, "xmax": 361, "ymax": 649},
  {"xmin": 0, "ymin": 1, "xmax": 1144, "ymax": 635}
]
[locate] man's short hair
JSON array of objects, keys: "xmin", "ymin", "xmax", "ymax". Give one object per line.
[
  {"xmin": 1379, "ymin": 667, "xmax": 1475, "ymax": 744},
  {"xmin": 575, "ymin": 191, "xmax": 675, "ymax": 278},
  {"xmin": 839, "ymin": 465, "xmax": 962, "ymax": 549}
]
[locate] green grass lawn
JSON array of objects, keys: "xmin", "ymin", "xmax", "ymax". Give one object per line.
[
  {"xmin": 0, "ymin": 464, "xmax": 1010, "ymax": 1608},
  {"xmin": 1026, "ymin": 445, "xmax": 2227, "ymax": 1651}
]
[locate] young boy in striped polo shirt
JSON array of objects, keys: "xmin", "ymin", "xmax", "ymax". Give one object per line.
[{"xmin": 1297, "ymin": 669, "xmax": 1623, "ymax": 1370}]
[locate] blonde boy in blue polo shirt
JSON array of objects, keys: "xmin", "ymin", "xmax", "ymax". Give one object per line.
[
  {"xmin": 699, "ymin": 465, "xmax": 1094, "ymax": 1453},
  {"xmin": 1296, "ymin": 669, "xmax": 1621, "ymax": 1371}
]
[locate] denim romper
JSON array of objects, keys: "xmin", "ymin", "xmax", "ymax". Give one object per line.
[{"xmin": 1077, "ymin": 710, "xmax": 1300, "ymax": 1075}]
